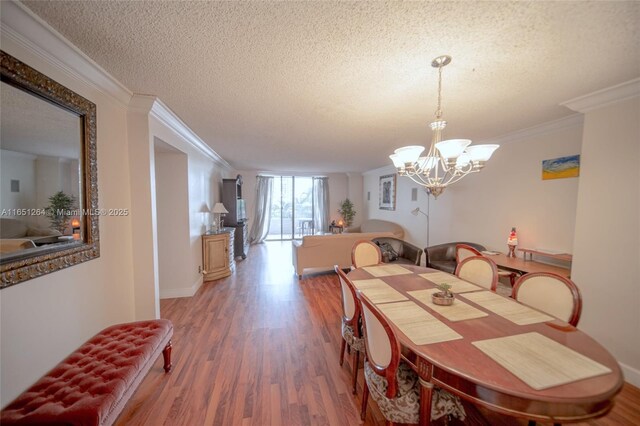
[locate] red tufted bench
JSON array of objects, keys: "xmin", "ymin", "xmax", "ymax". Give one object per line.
[{"xmin": 1, "ymin": 319, "xmax": 173, "ymax": 426}]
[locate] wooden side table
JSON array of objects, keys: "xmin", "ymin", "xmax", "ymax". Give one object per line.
[{"xmin": 202, "ymin": 229, "xmax": 235, "ymax": 281}]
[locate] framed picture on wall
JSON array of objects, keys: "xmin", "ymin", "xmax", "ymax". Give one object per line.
[{"xmin": 379, "ymin": 174, "xmax": 396, "ymax": 210}]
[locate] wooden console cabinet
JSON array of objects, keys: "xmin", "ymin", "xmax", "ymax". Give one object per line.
[{"xmin": 202, "ymin": 229, "xmax": 235, "ymax": 281}]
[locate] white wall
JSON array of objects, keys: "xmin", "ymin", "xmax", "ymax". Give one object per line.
[
  {"xmin": 154, "ymin": 143, "xmax": 192, "ymax": 298},
  {"xmin": 347, "ymin": 173, "xmax": 364, "ymax": 228},
  {"xmin": 571, "ymin": 95, "xmax": 640, "ymax": 386},
  {"xmin": 363, "ymin": 121, "xmax": 582, "ymax": 261},
  {"xmin": 363, "ymin": 165, "xmax": 454, "ymax": 250},
  {"xmin": 0, "ymin": 150, "xmax": 37, "ymax": 225},
  {"xmin": 0, "ymin": 25, "xmax": 136, "ymax": 406},
  {"xmin": 149, "ymin": 113, "xmax": 235, "ymax": 298}
]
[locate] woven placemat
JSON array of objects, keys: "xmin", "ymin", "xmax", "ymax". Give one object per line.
[
  {"xmin": 472, "ymin": 332, "xmax": 612, "ymax": 390},
  {"xmin": 408, "ymin": 289, "xmax": 488, "ymax": 322},
  {"xmin": 362, "ymin": 264, "xmax": 413, "ymax": 277},
  {"xmin": 419, "ymin": 272, "xmax": 482, "ymax": 293},
  {"xmin": 376, "ymin": 300, "xmax": 463, "ymax": 345},
  {"xmin": 460, "ymin": 291, "xmax": 554, "ymax": 325},
  {"xmin": 351, "ymin": 278, "xmax": 408, "ymax": 304}
]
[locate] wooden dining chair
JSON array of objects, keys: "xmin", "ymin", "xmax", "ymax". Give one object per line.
[
  {"xmin": 456, "ymin": 243, "xmax": 518, "ymax": 287},
  {"xmin": 357, "ymin": 291, "xmax": 466, "ymax": 424},
  {"xmin": 351, "ymin": 240, "xmax": 382, "ymax": 268},
  {"xmin": 334, "ymin": 265, "xmax": 365, "ymax": 394},
  {"xmin": 455, "ymin": 255, "xmax": 499, "ymax": 291},
  {"xmin": 512, "ymin": 272, "xmax": 583, "ymax": 326}
]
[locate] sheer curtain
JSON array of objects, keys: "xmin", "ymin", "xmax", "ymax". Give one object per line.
[
  {"xmin": 249, "ymin": 176, "xmax": 273, "ymax": 244},
  {"xmin": 312, "ymin": 177, "xmax": 330, "ymax": 234}
]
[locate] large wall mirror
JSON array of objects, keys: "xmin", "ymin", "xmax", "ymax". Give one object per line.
[{"xmin": 0, "ymin": 50, "xmax": 99, "ymax": 288}]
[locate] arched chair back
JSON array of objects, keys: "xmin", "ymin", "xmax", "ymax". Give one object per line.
[
  {"xmin": 456, "ymin": 243, "xmax": 482, "ymax": 264},
  {"xmin": 512, "ymin": 272, "xmax": 582, "ymax": 326},
  {"xmin": 455, "ymin": 256, "xmax": 498, "ymax": 291},
  {"xmin": 334, "ymin": 266, "xmax": 359, "ymax": 329},
  {"xmin": 352, "ymin": 240, "xmax": 382, "ymax": 269},
  {"xmin": 356, "ymin": 291, "xmax": 401, "ymax": 399}
]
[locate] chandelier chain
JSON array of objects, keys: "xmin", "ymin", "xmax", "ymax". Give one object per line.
[{"xmin": 435, "ymin": 63, "xmax": 443, "ymax": 119}]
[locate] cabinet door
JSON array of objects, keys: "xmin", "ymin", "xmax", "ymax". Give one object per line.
[{"xmin": 204, "ymin": 236, "xmax": 229, "ymax": 273}]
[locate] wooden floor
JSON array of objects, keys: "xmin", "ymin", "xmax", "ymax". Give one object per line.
[{"xmin": 117, "ymin": 242, "xmax": 640, "ymax": 425}]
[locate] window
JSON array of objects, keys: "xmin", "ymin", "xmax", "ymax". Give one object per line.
[{"xmin": 266, "ymin": 176, "xmax": 315, "ymax": 240}]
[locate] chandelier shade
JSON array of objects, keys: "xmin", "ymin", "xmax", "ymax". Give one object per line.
[{"xmin": 389, "ymin": 55, "xmax": 498, "ymax": 198}]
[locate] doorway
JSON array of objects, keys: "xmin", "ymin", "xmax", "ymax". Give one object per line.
[{"xmin": 266, "ymin": 176, "xmax": 315, "ymax": 241}]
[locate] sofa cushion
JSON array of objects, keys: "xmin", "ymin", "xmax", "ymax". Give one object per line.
[
  {"xmin": 0, "ymin": 218, "xmax": 28, "ymax": 238},
  {"xmin": 26, "ymin": 226, "xmax": 61, "ymax": 237},
  {"xmin": 430, "ymin": 260, "xmax": 456, "ymax": 274},
  {"xmin": 360, "ymin": 220, "xmax": 404, "ymax": 238}
]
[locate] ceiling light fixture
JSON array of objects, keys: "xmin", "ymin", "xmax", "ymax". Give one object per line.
[{"xmin": 389, "ymin": 55, "xmax": 499, "ymax": 198}]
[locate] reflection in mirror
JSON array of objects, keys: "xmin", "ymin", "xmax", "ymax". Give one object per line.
[
  {"xmin": 1, "ymin": 50, "xmax": 99, "ymax": 288},
  {"xmin": 1, "ymin": 81, "xmax": 83, "ymax": 258}
]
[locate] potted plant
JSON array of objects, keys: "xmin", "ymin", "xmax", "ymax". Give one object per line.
[
  {"xmin": 44, "ymin": 191, "xmax": 77, "ymax": 234},
  {"xmin": 338, "ymin": 198, "xmax": 356, "ymax": 228},
  {"xmin": 432, "ymin": 283, "xmax": 455, "ymax": 306}
]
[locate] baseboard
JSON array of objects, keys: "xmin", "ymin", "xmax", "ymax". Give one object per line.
[
  {"xmin": 620, "ymin": 362, "xmax": 640, "ymax": 388},
  {"xmin": 159, "ymin": 275, "xmax": 203, "ymax": 299}
]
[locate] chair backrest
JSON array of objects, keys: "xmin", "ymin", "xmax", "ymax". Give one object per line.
[
  {"xmin": 512, "ymin": 272, "xmax": 582, "ymax": 326},
  {"xmin": 356, "ymin": 291, "xmax": 401, "ymax": 398},
  {"xmin": 455, "ymin": 256, "xmax": 498, "ymax": 291},
  {"xmin": 351, "ymin": 240, "xmax": 382, "ymax": 268},
  {"xmin": 456, "ymin": 243, "xmax": 482, "ymax": 264},
  {"xmin": 334, "ymin": 265, "xmax": 359, "ymax": 327}
]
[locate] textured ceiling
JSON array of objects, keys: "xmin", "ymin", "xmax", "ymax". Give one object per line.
[
  {"xmin": 22, "ymin": 1, "xmax": 640, "ymax": 173},
  {"xmin": 1, "ymin": 81, "xmax": 81, "ymax": 159}
]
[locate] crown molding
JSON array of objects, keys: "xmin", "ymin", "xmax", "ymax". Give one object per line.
[
  {"xmin": 561, "ymin": 78, "xmax": 640, "ymax": 113},
  {"xmin": 1, "ymin": 1, "xmax": 133, "ymax": 106},
  {"xmin": 362, "ymin": 164, "xmax": 395, "ymax": 176},
  {"xmin": 477, "ymin": 114, "xmax": 584, "ymax": 146},
  {"xmin": 129, "ymin": 95, "xmax": 233, "ymax": 170},
  {"xmin": 363, "ymin": 114, "xmax": 584, "ymax": 176}
]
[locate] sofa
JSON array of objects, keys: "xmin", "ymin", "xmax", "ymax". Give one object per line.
[
  {"xmin": 0, "ymin": 218, "xmax": 61, "ymax": 254},
  {"xmin": 292, "ymin": 219, "xmax": 404, "ymax": 278},
  {"xmin": 372, "ymin": 237, "xmax": 423, "ymax": 265},
  {"xmin": 424, "ymin": 242, "xmax": 486, "ymax": 274},
  {"xmin": 345, "ymin": 219, "xmax": 404, "ymax": 237}
]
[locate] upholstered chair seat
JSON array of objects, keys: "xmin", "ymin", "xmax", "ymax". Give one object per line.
[
  {"xmin": 341, "ymin": 322, "xmax": 364, "ymax": 352},
  {"xmin": 364, "ymin": 361, "xmax": 466, "ymax": 423}
]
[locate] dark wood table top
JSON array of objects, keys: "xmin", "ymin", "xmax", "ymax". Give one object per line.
[{"xmin": 348, "ymin": 264, "xmax": 623, "ymax": 422}]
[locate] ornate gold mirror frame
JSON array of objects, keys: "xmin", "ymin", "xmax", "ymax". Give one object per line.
[{"xmin": 1, "ymin": 51, "xmax": 99, "ymax": 288}]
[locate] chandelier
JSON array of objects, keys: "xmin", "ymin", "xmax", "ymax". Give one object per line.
[{"xmin": 389, "ymin": 55, "xmax": 499, "ymax": 198}]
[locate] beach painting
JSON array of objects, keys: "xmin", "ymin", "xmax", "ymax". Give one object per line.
[{"xmin": 542, "ymin": 155, "xmax": 580, "ymax": 180}]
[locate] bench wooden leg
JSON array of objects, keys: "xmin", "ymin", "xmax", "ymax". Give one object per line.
[{"xmin": 162, "ymin": 340, "xmax": 172, "ymax": 373}]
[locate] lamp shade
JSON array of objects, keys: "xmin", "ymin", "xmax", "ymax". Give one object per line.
[
  {"xmin": 466, "ymin": 144, "xmax": 499, "ymax": 162},
  {"xmin": 198, "ymin": 203, "xmax": 211, "ymax": 213},
  {"xmin": 212, "ymin": 203, "xmax": 229, "ymax": 214},
  {"xmin": 394, "ymin": 145, "xmax": 424, "ymax": 164},
  {"xmin": 389, "ymin": 154, "xmax": 404, "ymax": 168},
  {"xmin": 70, "ymin": 218, "xmax": 81, "ymax": 228},
  {"xmin": 435, "ymin": 139, "xmax": 471, "ymax": 159}
]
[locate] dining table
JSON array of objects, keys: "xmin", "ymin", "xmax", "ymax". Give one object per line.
[{"xmin": 347, "ymin": 264, "xmax": 623, "ymax": 425}]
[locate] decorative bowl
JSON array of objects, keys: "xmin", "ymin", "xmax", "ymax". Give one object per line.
[{"xmin": 432, "ymin": 292, "xmax": 455, "ymax": 306}]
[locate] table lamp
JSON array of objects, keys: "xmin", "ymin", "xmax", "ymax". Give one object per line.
[
  {"xmin": 507, "ymin": 227, "xmax": 518, "ymax": 258},
  {"xmin": 71, "ymin": 217, "xmax": 81, "ymax": 239},
  {"xmin": 211, "ymin": 203, "xmax": 229, "ymax": 232}
]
